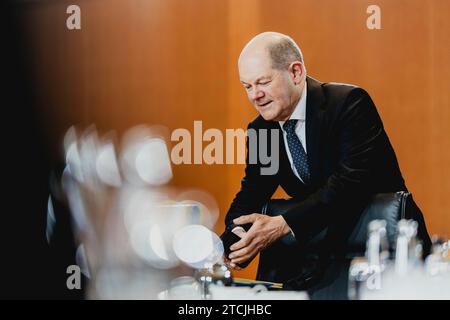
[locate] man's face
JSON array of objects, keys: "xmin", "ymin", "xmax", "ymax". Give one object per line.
[{"xmin": 238, "ymin": 50, "xmax": 301, "ymax": 121}]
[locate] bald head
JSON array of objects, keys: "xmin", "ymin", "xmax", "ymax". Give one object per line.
[
  {"xmin": 239, "ymin": 32, "xmax": 304, "ymax": 71},
  {"xmin": 237, "ymin": 32, "xmax": 306, "ymax": 122}
]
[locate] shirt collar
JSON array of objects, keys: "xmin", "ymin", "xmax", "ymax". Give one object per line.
[{"xmin": 279, "ymin": 82, "xmax": 307, "ymax": 128}]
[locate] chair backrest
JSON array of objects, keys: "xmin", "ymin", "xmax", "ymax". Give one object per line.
[
  {"xmin": 262, "ymin": 192, "xmax": 410, "ymax": 254},
  {"xmin": 257, "ymin": 191, "xmax": 431, "ymax": 282}
]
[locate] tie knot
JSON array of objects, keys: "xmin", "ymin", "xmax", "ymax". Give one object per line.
[{"xmin": 283, "ymin": 119, "xmax": 298, "ymax": 133}]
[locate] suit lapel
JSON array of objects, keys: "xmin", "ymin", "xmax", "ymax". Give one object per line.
[{"xmin": 305, "ymin": 76, "xmax": 326, "ymax": 185}]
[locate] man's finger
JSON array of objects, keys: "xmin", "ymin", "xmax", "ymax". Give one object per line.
[
  {"xmin": 231, "ymin": 250, "xmax": 257, "ymax": 265},
  {"xmin": 232, "ymin": 256, "xmax": 250, "ymax": 265},
  {"xmin": 228, "ymin": 243, "xmax": 253, "ymax": 260},
  {"xmin": 229, "ymin": 231, "xmax": 256, "ymax": 251},
  {"xmin": 229, "ymin": 237, "xmax": 247, "ymax": 251},
  {"xmin": 229, "ymin": 262, "xmax": 241, "ymax": 270},
  {"xmin": 233, "ymin": 213, "xmax": 258, "ymax": 225}
]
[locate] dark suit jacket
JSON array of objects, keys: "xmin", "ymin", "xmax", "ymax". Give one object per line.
[{"xmin": 225, "ymin": 76, "xmax": 409, "ymax": 284}]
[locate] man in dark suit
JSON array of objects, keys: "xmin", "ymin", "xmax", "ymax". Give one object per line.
[{"xmin": 224, "ymin": 32, "xmax": 429, "ymax": 290}]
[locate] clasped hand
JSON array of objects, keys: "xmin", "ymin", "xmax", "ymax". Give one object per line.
[{"xmin": 226, "ymin": 213, "xmax": 291, "ymax": 269}]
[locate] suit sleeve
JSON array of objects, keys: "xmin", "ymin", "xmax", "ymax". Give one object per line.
[
  {"xmin": 282, "ymin": 88, "xmax": 386, "ymax": 239},
  {"xmin": 224, "ymin": 123, "xmax": 279, "ymax": 231}
]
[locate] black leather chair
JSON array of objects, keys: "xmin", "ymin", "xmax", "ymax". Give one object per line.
[{"xmin": 256, "ymin": 191, "xmax": 431, "ymax": 295}]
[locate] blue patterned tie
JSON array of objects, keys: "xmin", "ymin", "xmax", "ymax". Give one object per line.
[{"xmin": 283, "ymin": 119, "xmax": 310, "ymax": 184}]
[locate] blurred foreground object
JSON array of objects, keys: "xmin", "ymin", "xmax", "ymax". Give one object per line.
[
  {"xmin": 61, "ymin": 125, "xmax": 223, "ymax": 299},
  {"xmin": 349, "ymin": 219, "xmax": 450, "ymax": 300}
]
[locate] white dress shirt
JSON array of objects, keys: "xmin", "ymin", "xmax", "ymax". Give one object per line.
[{"xmin": 278, "ymin": 82, "xmax": 307, "ymax": 183}]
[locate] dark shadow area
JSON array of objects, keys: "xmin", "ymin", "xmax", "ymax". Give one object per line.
[{"xmin": 0, "ymin": 1, "xmax": 82, "ymax": 299}]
